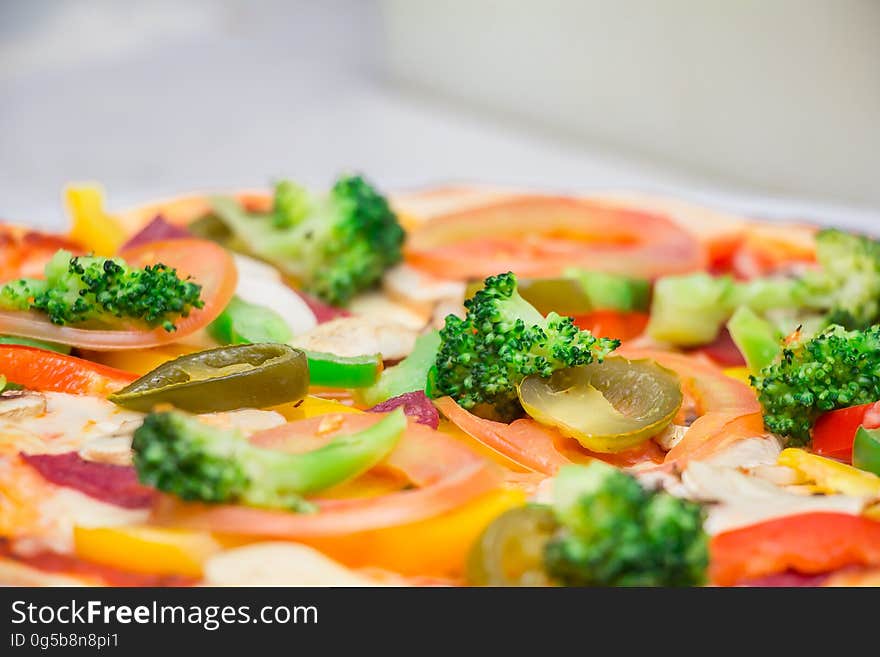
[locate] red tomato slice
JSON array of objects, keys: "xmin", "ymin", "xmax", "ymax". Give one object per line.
[
  {"xmin": 0, "ymin": 239, "xmax": 237, "ymax": 350},
  {"xmin": 571, "ymin": 311, "xmax": 649, "ymax": 342},
  {"xmin": 151, "ymin": 413, "xmax": 502, "ymax": 538},
  {"xmin": 0, "ymin": 224, "xmax": 83, "ymax": 282},
  {"xmin": 434, "ymin": 397, "xmax": 570, "ymax": 475},
  {"xmin": 0, "ymin": 345, "xmax": 136, "ymax": 395},
  {"xmin": 710, "ymin": 512, "xmax": 880, "ymax": 586},
  {"xmin": 812, "ymin": 402, "xmax": 880, "ymax": 462},
  {"xmin": 617, "ymin": 349, "xmax": 761, "ymax": 466},
  {"xmin": 405, "ymin": 196, "xmax": 706, "ymax": 280}
]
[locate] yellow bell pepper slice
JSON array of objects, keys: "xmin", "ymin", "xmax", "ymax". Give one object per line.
[
  {"xmin": 65, "ymin": 184, "xmax": 126, "ymax": 256},
  {"xmin": 272, "ymin": 395, "xmax": 363, "ymax": 421},
  {"xmin": 296, "ymin": 487, "xmax": 526, "ymax": 578},
  {"xmin": 82, "ymin": 343, "xmax": 201, "ymax": 376},
  {"xmin": 74, "ymin": 525, "xmax": 223, "ymax": 578},
  {"xmin": 723, "ymin": 367, "xmax": 751, "ymax": 385},
  {"xmin": 778, "ymin": 448, "xmax": 880, "ymax": 497}
]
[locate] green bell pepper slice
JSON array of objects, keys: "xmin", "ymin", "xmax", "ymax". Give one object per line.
[
  {"xmin": 853, "ymin": 426, "xmax": 880, "ymax": 477},
  {"xmin": 727, "ymin": 305, "xmax": 782, "ymax": 373},
  {"xmin": 305, "ymin": 351, "xmax": 382, "ymax": 388},
  {"xmin": 260, "ymin": 408, "xmax": 406, "ymax": 500},
  {"xmin": 208, "ymin": 296, "xmax": 293, "ymax": 346}
]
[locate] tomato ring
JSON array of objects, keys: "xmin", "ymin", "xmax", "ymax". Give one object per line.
[
  {"xmin": 0, "ymin": 239, "xmax": 237, "ymax": 350},
  {"xmin": 405, "ymin": 196, "xmax": 706, "ymax": 280}
]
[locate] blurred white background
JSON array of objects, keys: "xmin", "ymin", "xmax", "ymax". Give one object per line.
[{"xmin": 1, "ymin": 0, "xmax": 877, "ymax": 229}]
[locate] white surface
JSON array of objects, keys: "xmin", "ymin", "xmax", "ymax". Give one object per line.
[
  {"xmin": 1, "ymin": 0, "xmax": 878, "ymax": 231},
  {"xmin": 383, "ymin": 0, "xmax": 880, "ymax": 209}
]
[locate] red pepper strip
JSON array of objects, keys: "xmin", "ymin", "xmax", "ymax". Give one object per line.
[
  {"xmin": 710, "ymin": 512, "xmax": 880, "ymax": 586},
  {"xmin": 571, "ymin": 311, "xmax": 649, "ymax": 342},
  {"xmin": 0, "ymin": 345, "xmax": 136, "ymax": 396},
  {"xmin": 812, "ymin": 402, "xmax": 880, "ymax": 463}
]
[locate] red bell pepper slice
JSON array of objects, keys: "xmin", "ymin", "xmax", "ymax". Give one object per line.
[
  {"xmin": 710, "ymin": 512, "xmax": 880, "ymax": 586},
  {"xmin": 812, "ymin": 401, "xmax": 880, "ymax": 462}
]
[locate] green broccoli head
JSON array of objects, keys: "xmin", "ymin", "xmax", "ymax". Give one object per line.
[
  {"xmin": 132, "ymin": 408, "xmax": 406, "ymax": 512},
  {"xmin": 133, "ymin": 410, "xmax": 257, "ymax": 506},
  {"xmin": 434, "ymin": 272, "xmax": 620, "ymax": 422},
  {"xmin": 795, "ymin": 228, "xmax": 880, "ymax": 330},
  {"xmin": 212, "ymin": 174, "xmax": 404, "ymax": 306},
  {"xmin": 543, "ymin": 462, "xmax": 708, "ymax": 587},
  {"xmin": 752, "ymin": 324, "xmax": 880, "ymax": 445},
  {"xmin": 0, "ymin": 250, "xmax": 203, "ymax": 332}
]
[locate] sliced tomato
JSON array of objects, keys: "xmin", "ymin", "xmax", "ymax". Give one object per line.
[
  {"xmin": 152, "ymin": 413, "xmax": 501, "ymax": 538},
  {"xmin": 0, "ymin": 224, "xmax": 83, "ymax": 282},
  {"xmin": 0, "ymin": 345, "xmax": 136, "ymax": 395},
  {"xmin": 405, "ymin": 196, "xmax": 706, "ymax": 281},
  {"xmin": 571, "ymin": 310, "xmax": 649, "ymax": 342},
  {"xmin": 434, "ymin": 397, "xmax": 570, "ymax": 475},
  {"xmin": 0, "ymin": 239, "xmax": 237, "ymax": 350},
  {"xmin": 812, "ymin": 402, "xmax": 880, "ymax": 462},
  {"xmin": 617, "ymin": 348, "xmax": 761, "ymax": 466},
  {"xmin": 710, "ymin": 512, "xmax": 880, "ymax": 586}
]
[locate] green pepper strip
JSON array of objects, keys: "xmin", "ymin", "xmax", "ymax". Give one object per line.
[
  {"xmin": 853, "ymin": 426, "xmax": 880, "ymax": 477},
  {"xmin": 358, "ymin": 330, "xmax": 440, "ymax": 406},
  {"xmin": 306, "ymin": 350, "xmax": 381, "ymax": 388},
  {"xmin": 109, "ymin": 343, "xmax": 309, "ymax": 413},
  {"xmin": 208, "ymin": 296, "xmax": 294, "ymax": 346},
  {"xmin": 246, "ymin": 408, "xmax": 407, "ymax": 510}
]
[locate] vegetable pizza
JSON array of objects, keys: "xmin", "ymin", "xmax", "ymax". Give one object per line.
[{"xmin": 1, "ymin": 177, "xmax": 879, "ymax": 587}]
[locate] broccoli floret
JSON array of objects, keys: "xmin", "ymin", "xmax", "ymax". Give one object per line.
[
  {"xmin": 543, "ymin": 462, "xmax": 708, "ymax": 587},
  {"xmin": 212, "ymin": 175, "xmax": 404, "ymax": 306},
  {"xmin": 752, "ymin": 324, "xmax": 880, "ymax": 445},
  {"xmin": 647, "ymin": 229, "xmax": 880, "ymax": 346},
  {"xmin": 796, "ymin": 228, "xmax": 880, "ymax": 330},
  {"xmin": 0, "ymin": 250, "xmax": 202, "ymax": 332},
  {"xmin": 132, "ymin": 408, "xmax": 406, "ymax": 512},
  {"xmin": 433, "ymin": 272, "xmax": 620, "ymax": 422}
]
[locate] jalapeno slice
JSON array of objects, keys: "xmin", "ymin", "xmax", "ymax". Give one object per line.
[
  {"xmin": 109, "ymin": 343, "xmax": 309, "ymax": 413},
  {"xmin": 305, "ymin": 351, "xmax": 382, "ymax": 388},
  {"xmin": 467, "ymin": 505, "xmax": 557, "ymax": 587},
  {"xmin": 517, "ymin": 357, "xmax": 682, "ymax": 453}
]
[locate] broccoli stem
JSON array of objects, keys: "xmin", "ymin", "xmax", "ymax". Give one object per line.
[
  {"xmin": 240, "ymin": 408, "xmax": 407, "ymax": 507},
  {"xmin": 133, "ymin": 408, "xmax": 407, "ymax": 511}
]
